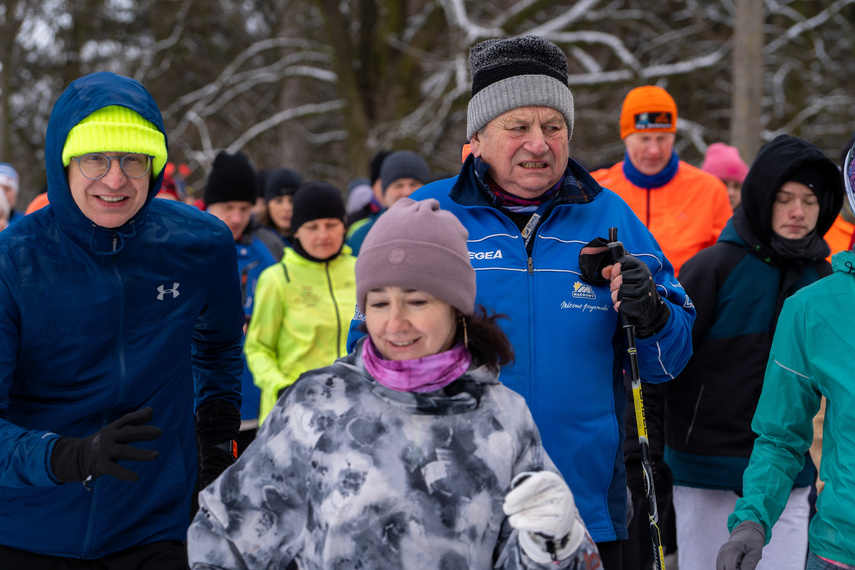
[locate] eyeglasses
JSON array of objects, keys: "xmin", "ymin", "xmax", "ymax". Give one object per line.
[{"xmin": 71, "ymin": 153, "xmax": 152, "ymax": 180}]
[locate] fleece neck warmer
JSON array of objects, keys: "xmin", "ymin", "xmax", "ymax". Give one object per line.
[
  {"xmin": 362, "ymin": 337, "xmax": 472, "ymax": 394},
  {"xmin": 622, "ymin": 151, "xmax": 679, "ymax": 190}
]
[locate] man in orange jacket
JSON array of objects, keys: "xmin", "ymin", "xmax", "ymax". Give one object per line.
[
  {"xmin": 592, "ymin": 85, "xmax": 732, "ymax": 569},
  {"xmin": 592, "ymin": 86, "xmax": 732, "ymax": 275}
]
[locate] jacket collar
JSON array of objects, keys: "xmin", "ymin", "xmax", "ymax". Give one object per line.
[{"xmin": 449, "ymin": 154, "xmax": 602, "ymax": 208}]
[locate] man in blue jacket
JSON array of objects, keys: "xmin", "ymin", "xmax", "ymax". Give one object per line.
[
  {"xmin": 406, "ymin": 36, "xmax": 694, "ymax": 569},
  {"xmin": 0, "ymin": 72, "xmax": 244, "ymax": 568}
]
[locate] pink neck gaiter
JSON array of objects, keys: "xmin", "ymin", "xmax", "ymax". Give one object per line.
[{"xmin": 362, "ymin": 337, "xmax": 472, "ymax": 393}]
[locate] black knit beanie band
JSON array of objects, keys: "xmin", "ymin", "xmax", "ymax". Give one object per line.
[
  {"xmin": 264, "ymin": 167, "xmax": 303, "ymax": 202},
  {"xmin": 290, "ymin": 181, "xmax": 346, "ymax": 232},
  {"xmin": 204, "ymin": 151, "xmax": 256, "ymax": 206}
]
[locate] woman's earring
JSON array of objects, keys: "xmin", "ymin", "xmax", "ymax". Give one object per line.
[{"xmin": 461, "ymin": 315, "xmax": 469, "ymax": 348}]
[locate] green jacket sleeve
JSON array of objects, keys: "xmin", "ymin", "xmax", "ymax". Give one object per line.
[{"xmin": 728, "ymin": 294, "xmax": 821, "ymax": 541}]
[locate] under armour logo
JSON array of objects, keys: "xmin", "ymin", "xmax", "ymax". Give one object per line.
[{"xmin": 157, "ymin": 283, "xmax": 180, "ymax": 300}]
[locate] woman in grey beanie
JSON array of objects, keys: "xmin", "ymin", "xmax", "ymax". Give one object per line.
[{"xmin": 189, "ymin": 198, "xmax": 603, "ymax": 569}]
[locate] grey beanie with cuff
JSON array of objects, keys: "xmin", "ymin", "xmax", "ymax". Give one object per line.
[
  {"xmin": 379, "ymin": 151, "xmax": 430, "ymax": 194},
  {"xmin": 355, "ymin": 198, "xmax": 476, "ymax": 316},
  {"xmin": 466, "ymin": 35, "xmax": 574, "ymax": 140}
]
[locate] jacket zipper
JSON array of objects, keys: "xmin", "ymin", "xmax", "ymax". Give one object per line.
[
  {"xmin": 83, "ymin": 234, "xmax": 127, "ymax": 556},
  {"xmin": 82, "ymin": 480, "xmax": 101, "ymax": 556},
  {"xmin": 325, "ymin": 262, "xmax": 342, "ymax": 357},
  {"xmin": 646, "ymin": 189, "xmax": 651, "ymax": 228},
  {"xmin": 493, "ymin": 204, "xmax": 552, "ymax": 410},
  {"xmin": 684, "ymin": 384, "xmax": 705, "ymax": 446},
  {"xmin": 110, "ymin": 233, "xmax": 128, "ymax": 402}
]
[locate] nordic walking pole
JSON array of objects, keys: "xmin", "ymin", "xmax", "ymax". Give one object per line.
[{"xmin": 607, "ymin": 226, "xmax": 666, "ymax": 570}]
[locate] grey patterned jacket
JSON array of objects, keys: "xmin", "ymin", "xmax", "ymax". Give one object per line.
[{"xmin": 188, "ymin": 344, "xmax": 601, "ymax": 569}]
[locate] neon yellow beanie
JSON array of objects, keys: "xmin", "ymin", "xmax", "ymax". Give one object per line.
[{"xmin": 62, "ymin": 106, "xmax": 167, "ymax": 177}]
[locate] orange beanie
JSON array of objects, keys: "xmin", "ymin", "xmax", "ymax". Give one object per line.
[{"xmin": 620, "ymin": 86, "xmax": 678, "ymax": 139}]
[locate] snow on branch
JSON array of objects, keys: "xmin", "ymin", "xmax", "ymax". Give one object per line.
[
  {"xmin": 766, "ymin": 0, "xmax": 855, "ymax": 53},
  {"xmin": 224, "ymin": 100, "xmax": 347, "ymax": 155}
]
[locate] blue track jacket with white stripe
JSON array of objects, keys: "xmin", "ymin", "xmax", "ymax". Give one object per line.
[
  {"xmin": 0, "ymin": 72, "xmax": 244, "ymax": 558},
  {"xmin": 351, "ymin": 155, "xmax": 695, "ymax": 542}
]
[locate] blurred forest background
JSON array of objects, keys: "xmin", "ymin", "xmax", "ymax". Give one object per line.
[{"xmin": 1, "ymin": 0, "xmax": 854, "ymax": 207}]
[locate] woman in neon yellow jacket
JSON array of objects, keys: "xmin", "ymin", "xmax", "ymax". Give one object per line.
[{"xmin": 246, "ymin": 181, "xmax": 356, "ymax": 423}]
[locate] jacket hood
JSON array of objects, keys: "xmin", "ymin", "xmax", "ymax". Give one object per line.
[
  {"xmin": 736, "ymin": 134, "xmax": 842, "ymax": 248},
  {"xmin": 45, "ymin": 71, "xmax": 167, "ymax": 252}
]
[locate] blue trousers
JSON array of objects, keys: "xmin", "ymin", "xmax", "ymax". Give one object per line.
[{"xmin": 806, "ymin": 551, "xmax": 855, "ymax": 570}]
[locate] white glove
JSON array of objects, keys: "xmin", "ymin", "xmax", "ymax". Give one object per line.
[{"xmin": 503, "ymin": 471, "xmax": 584, "ymax": 564}]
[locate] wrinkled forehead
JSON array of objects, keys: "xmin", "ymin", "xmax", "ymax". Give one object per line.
[{"xmin": 495, "ymin": 106, "xmax": 566, "ymax": 125}]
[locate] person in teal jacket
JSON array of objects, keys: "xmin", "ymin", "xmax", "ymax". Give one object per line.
[
  {"xmin": 717, "ymin": 144, "xmax": 855, "ymax": 570},
  {"xmin": 0, "ymin": 72, "xmax": 244, "ymax": 568}
]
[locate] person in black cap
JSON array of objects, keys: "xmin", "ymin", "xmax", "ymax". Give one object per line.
[
  {"xmin": 245, "ymin": 181, "xmax": 356, "ymax": 424},
  {"xmin": 345, "ymin": 149, "xmax": 430, "ymax": 255},
  {"xmin": 204, "ymin": 151, "xmax": 286, "ymax": 449},
  {"xmin": 262, "ymin": 167, "xmax": 302, "ymax": 242}
]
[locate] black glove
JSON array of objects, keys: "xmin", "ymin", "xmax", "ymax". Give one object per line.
[
  {"xmin": 51, "ymin": 407, "xmax": 162, "ymax": 484},
  {"xmin": 716, "ymin": 521, "xmax": 765, "ymax": 570},
  {"xmin": 616, "ymin": 255, "xmax": 671, "ymax": 338},
  {"xmin": 579, "ymin": 236, "xmax": 610, "ymax": 286},
  {"xmin": 195, "ymin": 399, "xmax": 241, "ymax": 489},
  {"xmin": 651, "ymin": 458, "xmax": 673, "ymax": 497}
]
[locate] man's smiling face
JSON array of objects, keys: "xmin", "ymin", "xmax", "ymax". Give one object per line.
[
  {"xmin": 67, "ymin": 152, "xmax": 150, "ymax": 228},
  {"xmin": 469, "ymin": 106, "xmax": 570, "ymax": 199}
]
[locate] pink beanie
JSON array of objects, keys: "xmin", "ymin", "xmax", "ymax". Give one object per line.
[
  {"xmin": 355, "ymin": 198, "xmax": 476, "ymax": 316},
  {"xmin": 701, "ymin": 143, "xmax": 749, "ymax": 183}
]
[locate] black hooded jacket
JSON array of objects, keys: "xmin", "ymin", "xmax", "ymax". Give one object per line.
[{"xmin": 663, "ymin": 134, "xmax": 843, "ymax": 490}]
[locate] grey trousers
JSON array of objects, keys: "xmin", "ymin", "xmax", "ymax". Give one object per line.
[{"xmin": 673, "ymin": 484, "xmax": 810, "ymax": 570}]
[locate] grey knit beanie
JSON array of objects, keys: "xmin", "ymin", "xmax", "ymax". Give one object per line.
[
  {"xmin": 380, "ymin": 150, "xmax": 430, "ymax": 194},
  {"xmin": 355, "ymin": 198, "xmax": 475, "ymax": 316},
  {"xmin": 467, "ymin": 35, "xmax": 574, "ymax": 140}
]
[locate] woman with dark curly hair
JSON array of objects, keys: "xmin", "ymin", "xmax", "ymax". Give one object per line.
[{"xmin": 189, "ymin": 198, "xmax": 601, "ymax": 569}]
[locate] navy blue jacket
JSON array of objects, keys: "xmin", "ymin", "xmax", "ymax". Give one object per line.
[{"xmin": 0, "ymin": 72, "xmax": 244, "ymax": 558}]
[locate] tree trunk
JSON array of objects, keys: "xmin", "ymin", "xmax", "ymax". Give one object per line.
[
  {"xmin": 731, "ymin": 0, "xmax": 765, "ymax": 163},
  {"xmin": 277, "ymin": 6, "xmax": 308, "ymax": 171}
]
